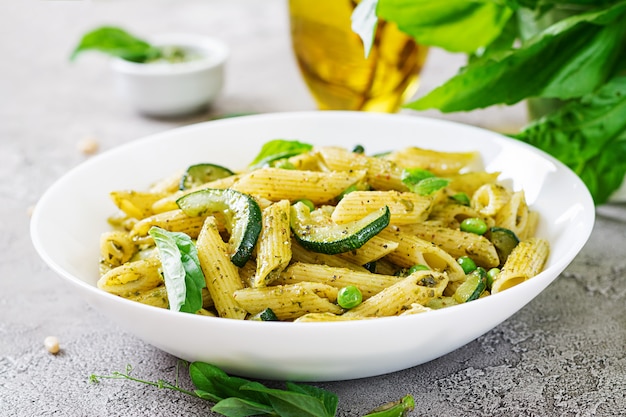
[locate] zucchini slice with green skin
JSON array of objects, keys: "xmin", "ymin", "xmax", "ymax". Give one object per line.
[
  {"xmin": 453, "ymin": 267, "xmax": 487, "ymax": 303},
  {"xmin": 290, "ymin": 202, "xmax": 390, "ymax": 255},
  {"xmin": 489, "ymin": 227, "xmax": 520, "ymax": 266},
  {"xmin": 179, "ymin": 163, "xmax": 235, "ymax": 190},
  {"xmin": 176, "ymin": 189, "xmax": 262, "ymax": 267}
]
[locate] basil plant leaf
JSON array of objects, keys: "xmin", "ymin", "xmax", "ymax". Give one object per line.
[
  {"xmin": 408, "ymin": 1, "xmax": 626, "ymax": 112},
  {"xmin": 351, "ymin": 0, "xmax": 379, "ymax": 58},
  {"xmin": 189, "ymin": 362, "xmax": 270, "ymax": 406},
  {"xmin": 249, "ymin": 139, "xmax": 313, "ymax": 169},
  {"xmin": 211, "ymin": 397, "xmax": 275, "ymax": 417},
  {"xmin": 241, "ymin": 383, "xmax": 334, "ymax": 417},
  {"xmin": 70, "ymin": 26, "xmax": 160, "ymax": 63},
  {"xmin": 148, "ymin": 227, "xmax": 205, "ymax": 313},
  {"xmin": 285, "ymin": 382, "xmax": 339, "ymax": 417},
  {"xmin": 512, "ymin": 75, "xmax": 626, "ymax": 204},
  {"xmin": 376, "ymin": 0, "xmax": 513, "ymax": 53}
]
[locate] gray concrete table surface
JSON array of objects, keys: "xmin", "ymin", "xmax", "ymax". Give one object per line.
[{"xmin": 1, "ymin": 1, "xmax": 625, "ymax": 416}]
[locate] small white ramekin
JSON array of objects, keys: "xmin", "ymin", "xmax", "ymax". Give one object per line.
[{"xmin": 110, "ymin": 33, "xmax": 229, "ymax": 117}]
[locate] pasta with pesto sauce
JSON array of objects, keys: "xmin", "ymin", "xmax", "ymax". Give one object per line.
[{"xmin": 97, "ymin": 140, "xmax": 549, "ymax": 321}]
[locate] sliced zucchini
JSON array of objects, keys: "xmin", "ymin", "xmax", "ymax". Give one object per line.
[
  {"xmin": 176, "ymin": 189, "xmax": 262, "ymax": 267},
  {"xmin": 290, "ymin": 202, "xmax": 390, "ymax": 255},
  {"xmin": 489, "ymin": 227, "xmax": 520, "ymax": 266},
  {"xmin": 249, "ymin": 307, "xmax": 279, "ymax": 321},
  {"xmin": 453, "ymin": 267, "xmax": 487, "ymax": 303},
  {"xmin": 179, "ymin": 163, "xmax": 235, "ymax": 190}
]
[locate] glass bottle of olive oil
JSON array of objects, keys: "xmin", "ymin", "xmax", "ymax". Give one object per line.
[{"xmin": 288, "ymin": 0, "xmax": 428, "ymax": 112}]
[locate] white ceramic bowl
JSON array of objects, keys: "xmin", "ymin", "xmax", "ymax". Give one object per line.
[
  {"xmin": 111, "ymin": 33, "xmax": 228, "ymax": 117},
  {"xmin": 30, "ymin": 112, "xmax": 595, "ymax": 381}
]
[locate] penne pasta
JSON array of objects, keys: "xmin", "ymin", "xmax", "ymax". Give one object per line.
[
  {"xmin": 332, "ymin": 190, "xmax": 433, "ymax": 225},
  {"xmin": 342, "ymin": 270, "xmax": 448, "ymax": 318},
  {"xmin": 196, "ymin": 216, "xmax": 247, "ymax": 319},
  {"xmin": 253, "ymin": 200, "xmax": 292, "ymax": 287},
  {"xmin": 233, "ymin": 282, "xmax": 342, "ymax": 320},
  {"xmin": 274, "ymin": 262, "xmax": 403, "ymax": 299},
  {"xmin": 232, "ymin": 167, "xmax": 367, "ymax": 204},
  {"xmin": 491, "ymin": 238, "xmax": 550, "ymax": 294}
]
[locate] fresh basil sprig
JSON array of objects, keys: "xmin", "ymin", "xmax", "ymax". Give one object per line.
[
  {"xmin": 70, "ymin": 26, "xmax": 161, "ymax": 63},
  {"xmin": 352, "ymin": 0, "xmax": 626, "ymax": 204},
  {"xmin": 149, "ymin": 226, "xmax": 205, "ymax": 313},
  {"xmin": 89, "ymin": 361, "xmax": 416, "ymax": 417}
]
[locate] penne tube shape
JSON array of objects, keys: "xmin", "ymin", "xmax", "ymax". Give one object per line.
[
  {"xmin": 342, "ymin": 270, "xmax": 448, "ymax": 318},
  {"xmin": 338, "ymin": 234, "xmax": 399, "ymax": 265},
  {"xmin": 396, "ymin": 223, "xmax": 500, "ymax": 268},
  {"xmin": 274, "ymin": 262, "xmax": 403, "ymax": 299},
  {"xmin": 253, "ymin": 200, "xmax": 292, "ymax": 287},
  {"xmin": 290, "ymin": 240, "xmax": 370, "ymax": 272},
  {"xmin": 491, "ymin": 238, "xmax": 550, "ymax": 294},
  {"xmin": 232, "ymin": 167, "xmax": 367, "ymax": 204},
  {"xmin": 471, "ymin": 183, "xmax": 511, "ymax": 217},
  {"xmin": 427, "ymin": 202, "xmax": 493, "ymax": 230},
  {"xmin": 448, "ymin": 171, "xmax": 500, "ymax": 197},
  {"xmin": 100, "ymin": 231, "xmax": 137, "ymax": 269},
  {"xmin": 128, "ymin": 285, "xmax": 169, "ymax": 308},
  {"xmin": 233, "ymin": 282, "xmax": 342, "ymax": 321},
  {"xmin": 97, "ymin": 257, "xmax": 163, "ymax": 298},
  {"xmin": 332, "ymin": 191, "xmax": 433, "ymax": 225},
  {"xmin": 110, "ymin": 190, "xmax": 169, "ymax": 220},
  {"xmin": 379, "ymin": 229, "xmax": 466, "ymax": 281},
  {"xmin": 295, "ymin": 312, "xmax": 374, "ymax": 322},
  {"xmin": 315, "ymin": 146, "xmax": 408, "ymax": 191},
  {"xmin": 130, "ymin": 209, "xmax": 209, "ymax": 239},
  {"xmin": 495, "ymin": 191, "xmax": 530, "ymax": 238},
  {"xmin": 196, "ymin": 217, "xmax": 247, "ymax": 319},
  {"xmin": 382, "ymin": 147, "xmax": 478, "ymax": 176}
]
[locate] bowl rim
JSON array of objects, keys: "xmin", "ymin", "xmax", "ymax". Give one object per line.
[{"xmin": 29, "ymin": 111, "xmax": 596, "ymax": 379}]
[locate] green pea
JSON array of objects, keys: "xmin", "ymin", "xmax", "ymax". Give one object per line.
[
  {"xmin": 296, "ymin": 199, "xmax": 315, "ymax": 211},
  {"xmin": 337, "ymin": 285, "xmax": 363, "ymax": 309},
  {"xmin": 486, "ymin": 267, "xmax": 501, "ymax": 289},
  {"xmin": 460, "ymin": 217, "xmax": 488, "ymax": 235},
  {"xmin": 408, "ymin": 264, "xmax": 430, "ymax": 274},
  {"xmin": 451, "ymin": 192, "xmax": 471, "ymax": 206},
  {"xmin": 457, "ymin": 256, "xmax": 478, "ymax": 274}
]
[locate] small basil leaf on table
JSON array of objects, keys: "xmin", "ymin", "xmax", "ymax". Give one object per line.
[
  {"xmin": 148, "ymin": 227, "xmax": 205, "ymax": 313},
  {"xmin": 210, "ymin": 397, "xmax": 275, "ymax": 417},
  {"xmin": 241, "ymin": 382, "xmax": 336, "ymax": 417}
]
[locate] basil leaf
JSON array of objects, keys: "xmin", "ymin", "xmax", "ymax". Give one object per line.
[
  {"xmin": 241, "ymin": 383, "xmax": 333, "ymax": 417},
  {"xmin": 407, "ymin": 2, "xmax": 626, "ymax": 112},
  {"xmin": 401, "ymin": 168, "xmax": 435, "ymax": 185},
  {"xmin": 189, "ymin": 362, "xmax": 270, "ymax": 406},
  {"xmin": 351, "ymin": 0, "xmax": 379, "ymax": 57},
  {"xmin": 376, "ymin": 0, "xmax": 513, "ymax": 53},
  {"xmin": 70, "ymin": 26, "xmax": 160, "ymax": 63},
  {"xmin": 249, "ymin": 139, "xmax": 313, "ymax": 169},
  {"xmin": 285, "ymin": 382, "xmax": 338, "ymax": 417},
  {"xmin": 148, "ymin": 227, "xmax": 205, "ymax": 313},
  {"xmin": 211, "ymin": 397, "xmax": 275, "ymax": 417},
  {"xmin": 512, "ymin": 75, "xmax": 626, "ymax": 204},
  {"xmin": 409, "ymin": 177, "xmax": 451, "ymax": 196}
]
